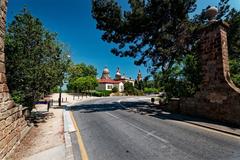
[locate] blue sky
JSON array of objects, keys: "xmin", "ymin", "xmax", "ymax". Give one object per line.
[{"xmin": 6, "ymin": 0, "xmax": 240, "ymax": 79}]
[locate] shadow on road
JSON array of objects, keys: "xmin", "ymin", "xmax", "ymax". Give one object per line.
[
  {"xmin": 67, "ymin": 100, "xmax": 240, "ymax": 130},
  {"xmin": 66, "ymin": 102, "xmax": 128, "ymax": 113}
]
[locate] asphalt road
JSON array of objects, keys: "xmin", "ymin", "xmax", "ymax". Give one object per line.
[{"xmin": 71, "ymin": 96, "xmax": 240, "ymax": 160}]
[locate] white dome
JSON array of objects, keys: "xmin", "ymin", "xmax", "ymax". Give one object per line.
[
  {"xmin": 103, "ymin": 67, "xmax": 110, "ymax": 74},
  {"xmin": 116, "ymin": 72, "xmax": 121, "ymax": 76}
]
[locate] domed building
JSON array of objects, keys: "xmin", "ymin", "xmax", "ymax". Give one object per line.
[
  {"xmin": 96, "ymin": 67, "xmax": 138, "ymax": 92},
  {"xmin": 96, "ymin": 67, "xmax": 124, "ymax": 92},
  {"xmin": 101, "ymin": 67, "xmax": 111, "ymax": 79},
  {"xmin": 114, "ymin": 67, "xmax": 135, "ymax": 86},
  {"xmin": 115, "ymin": 67, "xmax": 121, "ymax": 80}
]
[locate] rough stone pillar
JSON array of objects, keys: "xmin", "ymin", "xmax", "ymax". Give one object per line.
[
  {"xmin": 0, "ymin": 0, "xmax": 10, "ymax": 101},
  {"xmin": 198, "ymin": 21, "xmax": 240, "ymax": 94},
  {"xmin": 0, "ymin": 1, "xmax": 30, "ymax": 159},
  {"xmin": 180, "ymin": 21, "xmax": 240, "ymax": 126}
]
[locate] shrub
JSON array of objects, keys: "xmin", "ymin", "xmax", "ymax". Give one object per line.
[
  {"xmin": 92, "ymin": 90, "xmax": 112, "ymax": 97},
  {"xmin": 12, "ymin": 91, "xmax": 24, "ymax": 105},
  {"xmin": 144, "ymin": 88, "xmax": 159, "ymax": 94},
  {"xmin": 112, "ymin": 87, "xmax": 118, "ymax": 93}
]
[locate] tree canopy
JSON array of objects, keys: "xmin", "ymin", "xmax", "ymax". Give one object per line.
[
  {"xmin": 68, "ymin": 76, "xmax": 98, "ymax": 93},
  {"xmin": 92, "ymin": 0, "xmax": 240, "ymax": 97},
  {"xmin": 92, "ymin": 0, "xmax": 197, "ymax": 73},
  {"xmin": 67, "ymin": 63, "xmax": 98, "ymax": 92},
  {"xmin": 5, "ymin": 9, "xmax": 71, "ymax": 109},
  {"xmin": 68, "ymin": 63, "xmax": 97, "ymax": 81}
]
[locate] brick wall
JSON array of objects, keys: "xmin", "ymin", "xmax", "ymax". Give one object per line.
[
  {"xmin": 179, "ymin": 21, "xmax": 240, "ymax": 126},
  {"xmin": 0, "ymin": 1, "xmax": 31, "ymax": 159}
]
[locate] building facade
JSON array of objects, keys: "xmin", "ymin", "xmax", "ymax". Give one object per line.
[{"xmin": 96, "ymin": 67, "xmax": 141, "ymax": 92}]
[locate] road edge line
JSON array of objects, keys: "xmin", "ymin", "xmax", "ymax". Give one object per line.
[{"xmin": 70, "ymin": 111, "xmax": 89, "ymax": 160}]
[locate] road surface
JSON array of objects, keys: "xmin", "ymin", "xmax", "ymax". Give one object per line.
[{"xmin": 70, "ymin": 96, "xmax": 240, "ymax": 160}]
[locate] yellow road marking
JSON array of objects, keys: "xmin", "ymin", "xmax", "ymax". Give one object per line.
[{"xmin": 70, "ymin": 111, "xmax": 89, "ymax": 160}]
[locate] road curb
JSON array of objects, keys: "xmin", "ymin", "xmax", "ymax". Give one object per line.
[
  {"xmin": 184, "ymin": 121, "xmax": 240, "ymax": 137},
  {"xmin": 63, "ymin": 106, "xmax": 76, "ymax": 160},
  {"xmin": 118, "ymin": 100, "xmax": 240, "ymax": 138},
  {"xmin": 64, "ymin": 132, "xmax": 74, "ymax": 160}
]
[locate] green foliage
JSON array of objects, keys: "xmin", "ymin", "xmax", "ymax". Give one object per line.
[
  {"xmin": 123, "ymin": 82, "xmax": 143, "ymax": 95},
  {"xmin": 69, "ymin": 76, "xmax": 98, "ymax": 93},
  {"xmin": 67, "ymin": 63, "xmax": 97, "ymax": 92},
  {"xmin": 152, "ymin": 54, "xmax": 201, "ymax": 98},
  {"xmin": 135, "ymin": 89, "xmax": 144, "ymax": 96},
  {"xmin": 93, "ymin": 90, "xmax": 112, "ymax": 97},
  {"xmin": 92, "ymin": 91, "xmax": 103, "ymax": 97},
  {"xmin": 99, "ymin": 90, "xmax": 112, "ymax": 96},
  {"xmin": 182, "ymin": 54, "xmax": 201, "ymax": 85},
  {"xmin": 93, "ymin": 0, "xmax": 240, "ymax": 98},
  {"xmin": 143, "ymin": 78, "xmax": 154, "ymax": 89},
  {"xmin": 5, "ymin": 9, "xmax": 71, "ymax": 109},
  {"xmin": 112, "ymin": 86, "xmax": 118, "ymax": 93},
  {"xmin": 226, "ymin": 9, "xmax": 240, "ymax": 59},
  {"xmin": 92, "ymin": 0, "xmax": 197, "ymax": 72},
  {"xmin": 230, "ymin": 59, "xmax": 240, "ymax": 87},
  {"xmin": 50, "ymin": 86, "xmax": 60, "ymax": 93},
  {"xmin": 124, "ymin": 82, "xmax": 134, "ymax": 95},
  {"xmin": 134, "ymin": 80, "xmax": 144, "ymax": 91},
  {"xmin": 11, "ymin": 91, "xmax": 24, "ymax": 105},
  {"xmin": 144, "ymin": 88, "xmax": 159, "ymax": 94},
  {"xmin": 68, "ymin": 63, "xmax": 97, "ymax": 80}
]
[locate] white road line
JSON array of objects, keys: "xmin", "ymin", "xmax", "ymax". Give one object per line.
[{"xmin": 105, "ymin": 112, "xmax": 169, "ymax": 144}]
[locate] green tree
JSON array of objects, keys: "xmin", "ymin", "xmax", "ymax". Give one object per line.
[
  {"xmin": 124, "ymin": 82, "xmax": 135, "ymax": 95},
  {"xmin": 225, "ymin": 8, "xmax": 240, "ymax": 87},
  {"xmin": 5, "ymin": 9, "xmax": 71, "ymax": 109},
  {"xmin": 69, "ymin": 76, "xmax": 98, "ymax": 95},
  {"xmin": 67, "ymin": 63, "xmax": 98, "ymax": 92},
  {"xmin": 112, "ymin": 86, "xmax": 119, "ymax": 93},
  {"xmin": 135, "ymin": 80, "xmax": 144, "ymax": 91},
  {"xmin": 230, "ymin": 59, "xmax": 240, "ymax": 87},
  {"xmin": 68, "ymin": 63, "xmax": 97, "ymax": 81},
  {"xmin": 93, "ymin": 0, "xmax": 240, "ymax": 97},
  {"xmin": 92, "ymin": 0, "xmax": 197, "ymax": 72}
]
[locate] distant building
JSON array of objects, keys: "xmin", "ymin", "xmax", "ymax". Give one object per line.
[
  {"xmin": 96, "ymin": 67, "xmax": 141, "ymax": 92},
  {"xmin": 96, "ymin": 67, "xmax": 124, "ymax": 92},
  {"xmin": 114, "ymin": 67, "xmax": 135, "ymax": 86},
  {"xmin": 137, "ymin": 70, "xmax": 142, "ymax": 82}
]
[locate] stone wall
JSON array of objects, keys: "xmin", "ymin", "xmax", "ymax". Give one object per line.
[
  {"xmin": 179, "ymin": 21, "xmax": 240, "ymax": 126},
  {"xmin": 0, "ymin": 0, "xmax": 31, "ymax": 159}
]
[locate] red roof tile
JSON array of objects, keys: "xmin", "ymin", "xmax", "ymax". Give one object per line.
[{"xmin": 98, "ymin": 79, "xmax": 122, "ymax": 84}]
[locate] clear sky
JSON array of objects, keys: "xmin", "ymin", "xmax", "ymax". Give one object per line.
[{"xmin": 6, "ymin": 0, "xmax": 240, "ymax": 79}]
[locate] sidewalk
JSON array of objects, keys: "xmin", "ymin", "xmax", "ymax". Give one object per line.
[
  {"xmin": 8, "ymin": 105, "xmax": 65, "ymax": 160},
  {"xmin": 7, "ymin": 93, "xmax": 96, "ymax": 160}
]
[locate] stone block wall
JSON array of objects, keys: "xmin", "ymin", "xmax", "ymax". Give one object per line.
[
  {"xmin": 179, "ymin": 21, "xmax": 240, "ymax": 126},
  {"xmin": 0, "ymin": 0, "xmax": 30, "ymax": 159}
]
